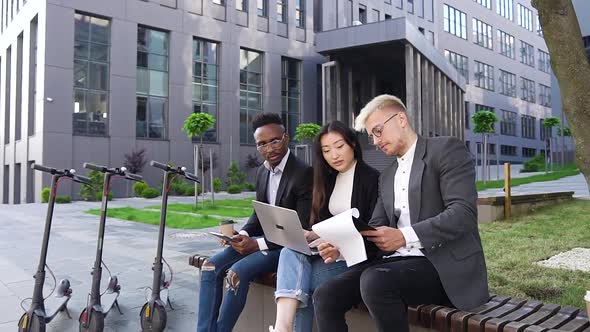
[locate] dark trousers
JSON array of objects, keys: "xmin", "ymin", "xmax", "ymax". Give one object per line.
[{"xmin": 312, "ymin": 256, "xmax": 450, "ymax": 332}]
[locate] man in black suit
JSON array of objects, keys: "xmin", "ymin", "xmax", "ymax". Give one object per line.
[
  {"xmin": 314, "ymin": 94, "xmax": 489, "ymax": 332},
  {"xmin": 196, "ymin": 113, "xmax": 313, "ymax": 332}
]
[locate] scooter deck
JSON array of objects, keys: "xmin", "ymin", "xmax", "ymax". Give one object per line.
[{"xmin": 101, "ymin": 291, "xmax": 120, "ymax": 314}]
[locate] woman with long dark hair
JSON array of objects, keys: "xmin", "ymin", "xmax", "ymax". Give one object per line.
[{"xmin": 270, "ymin": 121, "xmax": 380, "ymax": 332}]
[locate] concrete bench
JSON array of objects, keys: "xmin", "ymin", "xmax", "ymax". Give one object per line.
[
  {"xmin": 189, "ymin": 255, "xmax": 589, "ymax": 332},
  {"xmin": 477, "ymin": 191, "xmax": 575, "ymax": 223}
]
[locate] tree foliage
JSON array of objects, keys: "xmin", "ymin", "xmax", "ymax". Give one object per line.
[
  {"xmin": 472, "ymin": 110, "xmax": 499, "ymax": 134},
  {"xmin": 294, "ymin": 123, "xmax": 321, "ymax": 142}
]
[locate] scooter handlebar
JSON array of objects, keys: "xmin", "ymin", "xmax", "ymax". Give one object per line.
[
  {"xmin": 83, "ymin": 162, "xmax": 107, "ymax": 172},
  {"xmin": 125, "ymin": 172, "xmax": 143, "ymax": 182},
  {"xmin": 150, "ymin": 160, "xmax": 170, "ymax": 171},
  {"xmin": 183, "ymin": 171, "xmax": 200, "ymax": 183},
  {"xmin": 73, "ymin": 175, "xmax": 92, "ymax": 185},
  {"xmin": 31, "ymin": 163, "xmax": 56, "ymax": 174}
]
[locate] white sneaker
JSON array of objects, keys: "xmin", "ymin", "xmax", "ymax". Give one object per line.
[{"xmin": 268, "ymin": 325, "xmax": 280, "ymax": 332}]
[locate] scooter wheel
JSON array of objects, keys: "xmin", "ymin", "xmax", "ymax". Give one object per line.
[
  {"xmin": 18, "ymin": 313, "xmax": 46, "ymax": 332},
  {"xmin": 139, "ymin": 303, "xmax": 167, "ymax": 332},
  {"xmin": 78, "ymin": 308, "xmax": 104, "ymax": 332}
]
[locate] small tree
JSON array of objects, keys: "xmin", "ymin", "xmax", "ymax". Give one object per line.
[
  {"xmin": 472, "ymin": 110, "xmax": 499, "ymax": 183},
  {"xmin": 294, "ymin": 123, "xmax": 321, "ymax": 164},
  {"xmin": 182, "ymin": 112, "xmax": 215, "ymax": 207},
  {"xmin": 543, "ymin": 117, "xmax": 560, "ymax": 171},
  {"xmin": 226, "ymin": 161, "xmax": 246, "ymax": 187}
]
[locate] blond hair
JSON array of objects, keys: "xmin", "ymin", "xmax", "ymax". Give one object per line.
[{"xmin": 354, "ymin": 94, "xmax": 408, "ymax": 132}]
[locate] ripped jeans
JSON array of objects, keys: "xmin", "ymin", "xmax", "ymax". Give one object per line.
[
  {"xmin": 196, "ymin": 245, "xmax": 281, "ymax": 332},
  {"xmin": 275, "ymin": 248, "xmax": 348, "ymax": 332}
]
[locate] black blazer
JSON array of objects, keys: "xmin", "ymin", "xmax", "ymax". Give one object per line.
[
  {"xmin": 316, "ymin": 160, "xmax": 381, "ymax": 258},
  {"xmin": 241, "ymin": 152, "xmax": 313, "ymax": 250}
]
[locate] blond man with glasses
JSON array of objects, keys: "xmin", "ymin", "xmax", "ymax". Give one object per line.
[{"xmin": 313, "ymin": 94, "xmax": 489, "ymax": 332}]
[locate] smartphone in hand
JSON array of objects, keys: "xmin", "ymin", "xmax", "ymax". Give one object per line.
[{"xmin": 209, "ymin": 231, "xmax": 239, "ymax": 243}]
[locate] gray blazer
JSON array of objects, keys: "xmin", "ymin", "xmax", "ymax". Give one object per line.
[{"xmin": 368, "ymin": 135, "xmax": 489, "ymax": 311}]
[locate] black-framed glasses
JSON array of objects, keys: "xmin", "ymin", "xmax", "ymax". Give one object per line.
[
  {"xmin": 256, "ymin": 133, "xmax": 286, "ymax": 151},
  {"xmin": 369, "ymin": 113, "xmax": 398, "ymax": 139}
]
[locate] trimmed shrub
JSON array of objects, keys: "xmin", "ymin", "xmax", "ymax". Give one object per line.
[
  {"xmin": 522, "ymin": 155, "xmax": 545, "ymax": 173},
  {"xmin": 133, "ymin": 182, "xmax": 148, "ymax": 196},
  {"xmin": 227, "ymin": 184, "xmax": 242, "ymax": 194},
  {"xmin": 80, "ymin": 170, "xmax": 104, "ymax": 201},
  {"xmin": 95, "ymin": 191, "xmax": 113, "ymax": 201},
  {"xmin": 213, "ymin": 177, "xmax": 222, "ymax": 193},
  {"xmin": 42, "ymin": 187, "xmax": 50, "ymax": 203},
  {"xmin": 141, "ymin": 187, "xmax": 160, "ymax": 199},
  {"xmin": 55, "ymin": 196, "xmax": 72, "ymax": 204},
  {"xmin": 242, "ymin": 182, "xmax": 256, "ymax": 191}
]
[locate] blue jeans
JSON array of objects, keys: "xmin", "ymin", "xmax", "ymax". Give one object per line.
[
  {"xmin": 275, "ymin": 248, "xmax": 348, "ymax": 332},
  {"xmin": 196, "ymin": 245, "xmax": 281, "ymax": 332}
]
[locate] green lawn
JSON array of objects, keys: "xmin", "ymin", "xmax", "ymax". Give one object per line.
[
  {"xmin": 145, "ymin": 197, "xmax": 255, "ymax": 218},
  {"xmin": 480, "ymin": 200, "xmax": 590, "ymax": 308},
  {"xmin": 86, "ymin": 207, "xmax": 222, "ymax": 229},
  {"xmin": 476, "ymin": 167, "xmax": 580, "ymax": 191}
]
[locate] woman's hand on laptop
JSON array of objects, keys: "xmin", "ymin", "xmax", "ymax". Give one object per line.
[
  {"xmin": 318, "ymin": 242, "xmax": 340, "ymax": 264},
  {"xmin": 304, "ymin": 230, "xmax": 320, "ymax": 243},
  {"xmin": 231, "ymin": 235, "xmax": 259, "ymax": 255}
]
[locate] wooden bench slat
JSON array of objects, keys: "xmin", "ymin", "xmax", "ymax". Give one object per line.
[
  {"xmin": 419, "ymin": 305, "xmax": 446, "ymax": 328},
  {"xmin": 523, "ymin": 306, "xmax": 580, "ymax": 332},
  {"xmin": 450, "ymin": 296, "xmax": 512, "ymax": 332},
  {"xmin": 502, "ymin": 304, "xmax": 562, "ymax": 332},
  {"xmin": 466, "ymin": 298, "xmax": 528, "ymax": 332},
  {"xmin": 551, "ymin": 313, "xmax": 589, "ymax": 332},
  {"xmin": 483, "ymin": 300, "xmax": 544, "ymax": 332}
]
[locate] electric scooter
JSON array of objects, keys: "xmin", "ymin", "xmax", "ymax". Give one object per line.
[
  {"xmin": 78, "ymin": 163, "xmax": 142, "ymax": 332},
  {"xmin": 78, "ymin": 163, "xmax": 143, "ymax": 332},
  {"xmin": 139, "ymin": 160, "xmax": 199, "ymax": 332},
  {"xmin": 18, "ymin": 164, "xmax": 92, "ymax": 332}
]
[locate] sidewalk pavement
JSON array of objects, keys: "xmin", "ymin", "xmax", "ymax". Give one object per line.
[
  {"xmin": 0, "ymin": 193, "xmax": 253, "ymax": 331},
  {"xmin": 478, "ymin": 174, "xmax": 589, "ymax": 199}
]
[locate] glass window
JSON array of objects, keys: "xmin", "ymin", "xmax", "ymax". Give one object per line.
[
  {"xmin": 444, "ymin": 50, "xmax": 469, "ymax": 83},
  {"xmin": 538, "ymin": 49, "xmax": 551, "ymax": 73},
  {"xmin": 73, "ymin": 13, "xmax": 110, "ymax": 136},
  {"xmin": 295, "ymin": 0, "xmax": 304, "ymax": 28},
  {"xmin": 240, "ymin": 49, "xmax": 264, "ymax": 144},
  {"xmin": 517, "ymin": 4, "xmax": 533, "ymax": 31},
  {"xmin": 257, "ymin": 0, "xmax": 267, "ymax": 16},
  {"xmin": 443, "ymin": 4, "xmax": 467, "ymax": 39},
  {"xmin": 359, "ymin": 4, "xmax": 367, "ymax": 24},
  {"xmin": 499, "ymin": 69, "xmax": 516, "ymax": 97},
  {"xmin": 521, "ymin": 115, "xmax": 536, "ymax": 139},
  {"xmin": 539, "ymin": 84, "xmax": 551, "ymax": 107},
  {"xmin": 193, "ymin": 38, "xmax": 219, "ymax": 142},
  {"xmin": 236, "ymin": 0, "xmax": 246, "ymax": 11},
  {"xmin": 500, "ymin": 110, "xmax": 517, "ymax": 136},
  {"xmin": 281, "ymin": 57, "xmax": 301, "ymax": 140},
  {"xmin": 473, "ymin": 0, "xmax": 491, "ymax": 10},
  {"xmin": 474, "ymin": 61, "xmax": 494, "ymax": 91},
  {"xmin": 277, "ymin": 0, "xmax": 286, "ymax": 22},
  {"xmin": 496, "ymin": 0, "xmax": 513, "ymax": 20},
  {"xmin": 520, "ymin": 77, "xmax": 535, "ymax": 103},
  {"xmin": 497, "ymin": 30, "xmax": 515, "ymax": 59},
  {"xmin": 472, "ymin": 18, "xmax": 493, "ymax": 50},
  {"xmin": 136, "ymin": 26, "xmax": 169, "ymax": 139},
  {"xmin": 519, "ymin": 40, "xmax": 535, "ymax": 67}
]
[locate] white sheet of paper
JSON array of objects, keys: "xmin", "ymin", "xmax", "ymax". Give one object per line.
[{"xmin": 311, "ymin": 208, "xmax": 367, "ymax": 267}]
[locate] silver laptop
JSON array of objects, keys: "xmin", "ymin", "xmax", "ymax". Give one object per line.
[{"xmin": 252, "ymin": 200, "xmax": 317, "ymax": 255}]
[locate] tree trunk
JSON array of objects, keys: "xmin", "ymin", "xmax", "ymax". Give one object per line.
[{"xmin": 532, "ymin": 0, "xmax": 590, "ymax": 186}]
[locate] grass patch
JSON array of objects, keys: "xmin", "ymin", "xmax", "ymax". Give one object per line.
[
  {"xmin": 145, "ymin": 197, "xmax": 255, "ymax": 218},
  {"xmin": 480, "ymin": 200, "xmax": 590, "ymax": 308},
  {"xmin": 86, "ymin": 207, "xmax": 222, "ymax": 229},
  {"xmin": 476, "ymin": 166, "xmax": 580, "ymax": 191}
]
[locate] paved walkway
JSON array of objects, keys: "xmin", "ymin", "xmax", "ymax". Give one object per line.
[
  {"xmin": 1, "ymin": 174, "xmax": 588, "ymax": 331},
  {"xmin": 0, "ymin": 193, "xmax": 253, "ymax": 331}
]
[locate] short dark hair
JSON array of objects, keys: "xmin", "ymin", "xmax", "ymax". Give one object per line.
[{"xmin": 251, "ymin": 112, "xmax": 284, "ymax": 132}]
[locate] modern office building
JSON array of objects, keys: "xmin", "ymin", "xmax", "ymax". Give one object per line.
[{"xmin": 0, "ymin": 0, "xmax": 553, "ymax": 203}]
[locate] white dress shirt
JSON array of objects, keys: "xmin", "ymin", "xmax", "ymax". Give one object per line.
[
  {"xmin": 386, "ymin": 138, "xmax": 424, "ymax": 258},
  {"xmin": 239, "ymin": 149, "xmax": 291, "ymax": 251}
]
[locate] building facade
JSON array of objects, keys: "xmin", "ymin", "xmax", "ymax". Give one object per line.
[{"xmin": 0, "ymin": 0, "xmax": 554, "ymax": 203}]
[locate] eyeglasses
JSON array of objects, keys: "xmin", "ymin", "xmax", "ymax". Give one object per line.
[
  {"xmin": 368, "ymin": 113, "xmax": 398, "ymax": 140},
  {"xmin": 256, "ymin": 133, "xmax": 286, "ymax": 152}
]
